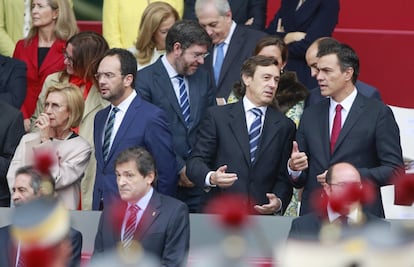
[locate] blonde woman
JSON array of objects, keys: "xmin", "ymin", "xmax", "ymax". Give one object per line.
[{"xmin": 129, "ymin": 2, "xmax": 179, "ymax": 70}]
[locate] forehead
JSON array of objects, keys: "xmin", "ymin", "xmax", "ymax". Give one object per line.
[
  {"xmin": 317, "ymin": 53, "xmax": 339, "ymax": 68},
  {"xmin": 253, "ymin": 64, "xmax": 279, "ymax": 77},
  {"xmin": 116, "ymin": 160, "xmax": 138, "ymax": 172},
  {"xmin": 46, "ymin": 91, "xmax": 66, "ymax": 103},
  {"xmin": 331, "ymin": 165, "xmax": 360, "ymax": 182},
  {"xmin": 258, "ymin": 45, "xmax": 282, "ymax": 57},
  {"xmin": 197, "ymin": 3, "xmax": 222, "ymax": 23},
  {"xmin": 185, "ymin": 44, "xmax": 208, "ymax": 52},
  {"xmin": 98, "ymin": 55, "xmax": 121, "ymax": 72},
  {"xmin": 15, "ymin": 174, "xmax": 32, "ymax": 186},
  {"xmin": 33, "ymin": 0, "xmax": 50, "ymax": 5}
]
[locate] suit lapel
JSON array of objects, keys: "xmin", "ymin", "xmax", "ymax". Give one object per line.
[
  {"xmin": 187, "ymin": 74, "xmax": 201, "ymax": 131},
  {"xmin": 135, "ymin": 192, "xmax": 161, "ymax": 240},
  {"xmin": 229, "ymin": 102, "xmax": 251, "ymax": 165},
  {"xmin": 83, "ymin": 85, "xmax": 108, "ymax": 121},
  {"xmin": 318, "ymin": 99, "xmax": 331, "ymax": 161},
  {"xmin": 332, "ymin": 94, "xmax": 365, "ymax": 154},
  {"xmin": 96, "ymin": 106, "xmax": 111, "ymax": 163}
]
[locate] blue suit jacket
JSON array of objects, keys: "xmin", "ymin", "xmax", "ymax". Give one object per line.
[
  {"xmin": 266, "ymin": 0, "xmax": 340, "ymax": 90},
  {"xmin": 305, "ymin": 80, "xmax": 382, "ymax": 108},
  {"xmin": 92, "ymin": 95, "xmax": 177, "ymax": 210},
  {"xmin": 93, "ymin": 191, "xmax": 190, "ymax": 267},
  {"xmin": 202, "ymin": 25, "xmax": 267, "ymax": 100},
  {"xmin": 0, "ymin": 225, "xmax": 82, "ymax": 267},
  {"xmin": 0, "ymin": 55, "xmax": 26, "ymax": 109},
  {"xmin": 294, "ymin": 93, "xmax": 403, "ymax": 217},
  {"xmin": 136, "ymin": 58, "xmax": 215, "ymax": 170}
]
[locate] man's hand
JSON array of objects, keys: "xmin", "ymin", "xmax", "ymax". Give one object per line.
[
  {"xmin": 289, "ymin": 141, "xmax": 308, "ymax": 171},
  {"xmin": 210, "ymin": 165, "xmax": 237, "ymax": 188},
  {"xmin": 178, "ymin": 166, "xmax": 194, "ymax": 187},
  {"xmin": 317, "ymin": 170, "xmax": 328, "ymax": 185},
  {"xmin": 254, "ymin": 193, "xmax": 282, "ymax": 215},
  {"xmin": 284, "ymin": 31, "xmax": 306, "ymax": 44},
  {"xmin": 245, "ymin": 17, "xmax": 254, "ymax": 26}
]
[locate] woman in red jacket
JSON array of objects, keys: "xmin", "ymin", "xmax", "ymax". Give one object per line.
[{"xmin": 13, "ymin": 0, "xmax": 78, "ymax": 132}]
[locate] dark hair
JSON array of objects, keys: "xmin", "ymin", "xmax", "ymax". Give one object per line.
[
  {"xmin": 317, "ymin": 42, "xmax": 360, "ymax": 84},
  {"xmin": 233, "ymin": 55, "xmax": 279, "ymax": 98},
  {"xmin": 101, "ymin": 48, "xmax": 138, "ymax": 88},
  {"xmin": 15, "ymin": 166, "xmax": 55, "ymax": 196},
  {"xmin": 254, "ymin": 35, "xmax": 288, "ymax": 64},
  {"xmin": 61, "ymin": 32, "xmax": 109, "ymax": 82},
  {"xmin": 115, "ymin": 147, "xmax": 157, "ymax": 179},
  {"xmin": 165, "ymin": 20, "xmax": 212, "ymax": 53}
]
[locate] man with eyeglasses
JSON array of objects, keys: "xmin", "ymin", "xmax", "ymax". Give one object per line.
[
  {"xmin": 92, "ymin": 48, "xmax": 177, "ymax": 210},
  {"xmin": 136, "ymin": 20, "xmax": 215, "ymax": 213},
  {"xmin": 288, "ymin": 162, "xmax": 389, "ymax": 240}
]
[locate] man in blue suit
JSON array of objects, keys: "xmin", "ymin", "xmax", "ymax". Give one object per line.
[
  {"xmin": 195, "ymin": 0, "xmax": 267, "ymax": 103},
  {"xmin": 136, "ymin": 20, "xmax": 215, "ymax": 212},
  {"xmin": 92, "ymin": 48, "xmax": 177, "ymax": 210},
  {"xmin": 304, "ymin": 37, "xmax": 382, "ymax": 108}
]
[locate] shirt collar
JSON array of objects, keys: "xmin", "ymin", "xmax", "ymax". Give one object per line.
[
  {"xmin": 161, "ymin": 55, "xmax": 180, "ymax": 79},
  {"xmin": 327, "ymin": 203, "xmax": 359, "ymax": 223},
  {"xmin": 242, "ymin": 96, "xmax": 267, "ymax": 115},
  {"xmin": 112, "ymin": 89, "xmax": 137, "ymax": 113},
  {"xmin": 128, "ymin": 187, "xmax": 153, "ymax": 211},
  {"xmin": 329, "ymin": 87, "xmax": 357, "ymax": 113},
  {"xmin": 221, "ymin": 21, "xmax": 237, "ymax": 46}
]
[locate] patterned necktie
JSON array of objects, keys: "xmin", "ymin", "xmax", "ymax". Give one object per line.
[
  {"xmin": 102, "ymin": 106, "xmax": 119, "ymax": 161},
  {"xmin": 330, "ymin": 104, "xmax": 343, "ymax": 153},
  {"xmin": 249, "ymin": 108, "xmax": 263, "ymax": 162},
  {"xmin": 176, "ymin": 75, "xmax": 190, "ymax": 127},
  {"xmin": 214, "ymin": 42, "xmax": 225, "ymax": 85},
  {"xmin": 337, "ymin": 215, "xmax": 348, "ymax": 226},
  {"xmin": 122, "ymin": 205, "xmax": 140, "ymax": 248}
]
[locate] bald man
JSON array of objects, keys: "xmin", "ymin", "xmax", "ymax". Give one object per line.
[{"xmin": 304, "ymin": 37, "xmax": 382, "ymax": 108}]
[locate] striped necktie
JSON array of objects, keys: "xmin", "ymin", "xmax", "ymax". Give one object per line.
[
  {"xmin": 249, "ymin": 108, "xmax": 263, "ymax": 162},
  {"xmin": 122, "ymin": 205, "xmax": 140, "ymax": 248},
  {"xmin": 176, "ymin": 75, "xmax": 190, "ymax": 127},
  {"xmin": 102, "ymin": 106, "xmax": 119, "ymax": 161}
]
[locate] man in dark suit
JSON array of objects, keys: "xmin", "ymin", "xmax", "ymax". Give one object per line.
[
  {"xmin": 136, "ymin": 20, "xmax": 215, "ymax": 213},
  {"xmin": 289, "ymin": 162, "xmax": 390, "ymax": 240},
  {"xmin": 195, "ymin": 0, "xmax": 267, "ymax": 103},
  {"xmin": 304, "ymin": 37, "xmax": 382, "ymax": 107},
  {"xmin": 0, "ymin": 100, "xmax": 24, "ymax": 207},
  {"xmin": 187, "ymin": 56, "xmax": 295, "ymax": 214},
  {"xmin": 289, "ymin": 43, "xmax": 403, "ymax": 217},
  {"xmin": 184, "ymin": 0, "xmax": 267, "ymax": 30},
  {"xmin": 0, "ymin": 166, "xmax": 82, "ymax": 267},
  {"xmin": 0, "ymin": 54, "xmax": 26, "ymax": 109},
  {"xmin": 93, "ymin": 147, "xmax": 189, "ymax": 267},
  {"xmin": 92, "ymin": 48, "xmax": 177, "ymax": 210}
]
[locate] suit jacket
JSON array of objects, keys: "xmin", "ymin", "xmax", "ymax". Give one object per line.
[
  {"xmin": 294, "ymin": 93, "xmax": 404, "ymax": 217},
  {"xmin": 31, "ymin": 72, "xmax": 110, "ymax": 210},
  {"xmin": 136, "ymin": 57, "xmax": 215, "ymax": 170},
  {"xmin": 13, "ymin": 35, "xmax": 66, "ymax": 119},
  {"xmin": 7, "ymin": 132, "xmax": 92, "ymax": 210},
  {"xmin": 266, "ymin": 0, "xmax": 340, "ymax": 90},
  {"xmin": 186, "ymin": 101, "xmax": 295, "ymax": 213},
  {"xmin": 92, "ymin": 95, "xmax": 177, "ymax": 210},
  {"xmin": 0, "ymin": 55, "xmax": 26, "ymax": 108},
  {"xmin": 202, "ymin": 25, "xmax": 267, "ymax": 100},
  {"xmin": 288, "ymin": 211, "xmax": 390, "ymax": 240},
  {"xmin": 0, "ymin": 225, "xmax": 82, "ymax": 267},
  {"xmin": 0, "ymin": 101, "xmax": 24, "ymax": 207},
  {"xmin": 183, "ymin": 0, "xmax": 266, "ymax": 30},
  {"xmin": 305, "ymin": 80, "xmax": 382, "ymax": 108},
  {"xmin": 93, "ymin": 191, "xmax": 190, "ymax": 267}
]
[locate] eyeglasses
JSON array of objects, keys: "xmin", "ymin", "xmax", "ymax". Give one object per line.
[
  {"xmin": 94, "ymin": 72, "xmax": 124, "ymax": 80},
  {"xmin": 44, "ymin": 102, "xmax": 66, "ymax": 112},
  {"xmin": 329, "ymin": 182, "xmax": 362, "ymax": 188},
  {"xmin": 190, "ymin": 52, "xmax": 209, "ymax": 60},
  {"xmin": 63, "ymin": 50, "xmax": 73, "ymax": 63}
]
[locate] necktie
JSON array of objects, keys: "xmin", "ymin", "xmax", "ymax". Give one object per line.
[
  {"xmin": 122, "ymin": 205, "xmax": 140, "ymax": 248},
  {"xmin": 176, "ymin": 75, "xmax": 191, "ymax": 127},
  {"xmin": 249, "ymin": 108, "xmax": 263, "ymax": 162},
  {"xmin": 214, "ymin": 42, "xmax": 225, "ymax": 85},
  {"xmin": 102, "ymin": 106, "xmax": 119, "ymax": 161},
  {"xmin": 337, "ymin": 215, "xmax": 348, "ymax": 226},
  {"xmin": 330, "ymin": 104, "xmax": 342, "ymax": 153}
]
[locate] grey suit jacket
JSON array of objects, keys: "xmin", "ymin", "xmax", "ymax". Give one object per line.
[
  {"xmin": 202, "ymin": 25, "xmax": 267, "ymax": 100},
  {"xmin": 93, "ymin": 191, "xmax": 190, "ymax": 267},
  {"xmin": 187, "ymin": 101, "xmax": 295, "ymax": 213},
  {"xmin": 294, "ymin": 93, "xmax": 403, "ymax": 217},
  {"xmin": 136, "ymin": 57, "xmax": 215, "ymax": 170}
]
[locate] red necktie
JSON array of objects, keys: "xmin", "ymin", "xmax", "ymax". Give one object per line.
[{"xmin": 330, "ymin": 104, "xmax": 343, "ymax": 153}]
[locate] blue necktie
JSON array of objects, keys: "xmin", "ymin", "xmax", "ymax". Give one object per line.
[
  {"xmin": 214, "ymin": 42, "xmax": 225, "ymax": 85},
  {"xmin": 122, "ymin": 205, "xmax": 140, "ymax": 248},
  {"xmin": 102, "ymin": 106, "xmax": 119, "ymax": 161},
  {"xmin": 249, "ymin": 108, "xmax": 263, "ymax": 162},
  {"xmin": 176, "ymin": 75, "xmax": 190, "ymax": 127}
]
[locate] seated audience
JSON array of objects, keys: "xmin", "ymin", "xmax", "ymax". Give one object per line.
[
  {"xmin": 7, "ymin": 84, "xmax": 92, "ymax": 210},
  {"xmin": 93, "ymin": 147, "xmax": 189, "ymax": 267},
  {"xmin": 129, "ymin": 2, "xmax": 179, "ymax": 70},
  {"xmin": 0, "ymin": 165, "xmax": 82, "ymax": 267}
]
